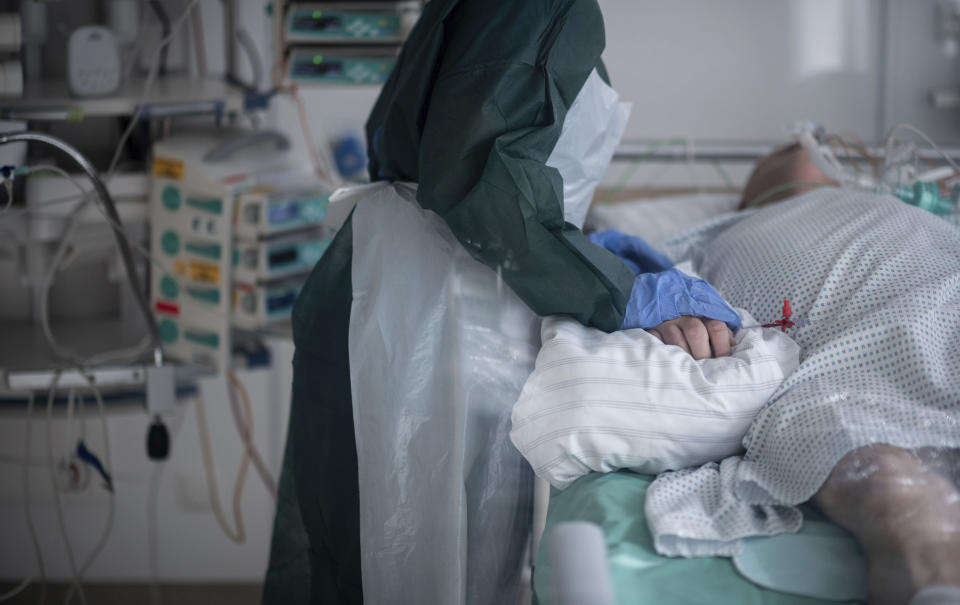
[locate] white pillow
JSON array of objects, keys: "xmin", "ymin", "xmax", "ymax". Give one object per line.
[{"xmin": 509, "ymin": 310, "xmax": 800, "ymax": 490}]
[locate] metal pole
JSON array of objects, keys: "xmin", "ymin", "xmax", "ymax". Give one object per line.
[{"xmin": 614, "ymin": 141, "xmax": 960, "ymax": 164}]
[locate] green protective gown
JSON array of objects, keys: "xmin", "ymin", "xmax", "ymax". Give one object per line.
[{"xmin": 263, "ymin": 1, "xmax": 634, "ymax": 603}]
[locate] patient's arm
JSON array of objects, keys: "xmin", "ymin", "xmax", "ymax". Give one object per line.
[{"xmin": 647, "ymin": 317, "xmax": 735, "ymax": 360}]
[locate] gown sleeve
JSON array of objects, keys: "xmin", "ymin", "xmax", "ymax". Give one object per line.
[{"xmin": 367, "ymin": 0, "xmax": 634, "ymax": 332}]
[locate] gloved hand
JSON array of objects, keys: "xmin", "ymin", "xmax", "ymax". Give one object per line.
[
  {"xmin": 622, "ymin": 268, "xmax": 742, "ymax": 331},
  {"xmin": 589, "ymin": 229, "xmax": 673, "ymax": 276}
]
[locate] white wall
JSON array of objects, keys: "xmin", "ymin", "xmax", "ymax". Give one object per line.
[
  {"xmin": 601, "ymin": 0, "xmax": 883, "ymax": 143},
  {"xmin": 598, "ymin": 0, "xmax": 960, "ymax": 188},
  {"xmin": 0, "ymin": 339, "xmax": 293, "ymax": 583},
  {"xmin": 884, "ymin": 0, "xmax": 960, "ymax": 143}
]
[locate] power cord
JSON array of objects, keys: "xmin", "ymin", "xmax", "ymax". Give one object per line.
[
  {"xmin": 43, "ymin": 372, "xmax": 88, "ymax": 605},
  {"xmin": 227, "ymin": 372, "xmax": 277, "ymax": 499},
  {"xmin": 193, "ymin": 389, "xmax": 251, "ymax": 543},
  {"xmin": 63, "ymin": 378, "xmax": 116, "ymax": 605},
  {"xmin": 0, "ymin": 392, "xmax": 46, "ymax": 605}
]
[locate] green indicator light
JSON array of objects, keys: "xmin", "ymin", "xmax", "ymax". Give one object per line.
[
  {"xmin": 159, "ymin": 319, "xmax": 179, "ymax": 343},
  {"xmin": 161, "ymin": 230, "xmax": 180, "ymax": 256},
  {"xmin": 160, "ymin": 275, "xmax": 179, "ymax": 299},
  {"xmin": 67, "ymin": 107, "xmax": 85, "ymax": 122},
  {"xmin": 185, "ymin": 330, "xmax": 220, "ymax": 349},
  {"xmin": 312, "ymin": 10, "xmax": 322, "ymax": 18},
  {"xmin": 186, "ymin": 197, "xmax": 223, "ymax": 214},
  {"xmin": 187, "ymin": 287, "xmax": 221, "ymax": 304},
  {"xmin": 313, "ymin": 55, "xmax": 324, "ymax": 64},
  {"xmin": 162, "ymin": 186, "xmax": 181, "ymax": 211},
  {"xmin": 185, "ymin": 242, "xmax": 222, "ymax": 260}
]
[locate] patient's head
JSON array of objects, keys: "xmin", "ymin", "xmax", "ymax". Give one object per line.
[{"xmin": 739, "ymin": 143, "xmax": 836, "ymax": 210}]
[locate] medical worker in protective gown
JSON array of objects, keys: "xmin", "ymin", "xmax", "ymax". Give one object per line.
[{"xmin": 262, "ymin": 1, "xmax": 739, "ymax": 603}]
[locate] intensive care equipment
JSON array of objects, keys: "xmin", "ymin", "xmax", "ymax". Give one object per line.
[
  {"xmin": 67, "ymin": 26, "xmax": 122, "ymax": 97},
  {"xmin": 149, "ymin": 129, "xmax": 333, "ymax": 372},
  {"xmin": 284, "ymin": 3, "xmax": 419, "ymax": 43},
  {"xmin": 0, "ymin": 0, "xmax": 347, "ymax": 599},
  {"xmin": 279, "ymin": 2, "xmax": 420, "ymax": 87},
  {"xmin": 287, "ymin": 47, "xmax": 398, "ymax": 85},
  {"xmin": 791, "ymin": 120, "xmax": 960, "ymax": 215}
]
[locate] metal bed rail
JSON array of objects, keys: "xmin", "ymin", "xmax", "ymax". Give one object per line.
[{"xmin": 614, "ymin": 140, "xmax": 960, "ymax": 164}]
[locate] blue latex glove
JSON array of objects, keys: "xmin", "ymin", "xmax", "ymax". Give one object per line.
[
  {"xmin": 589, "ymin": 229, "xmax": 673, "ymax": 276},
  {"xmin": 622, "ymin": 269, "xmax": 742, "ymax": 331}
]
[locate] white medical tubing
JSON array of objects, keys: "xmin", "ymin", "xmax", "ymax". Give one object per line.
[
  {"xmin": 885, "ymin": 123, "xmax": 960, "ymax": 175},
  {"xmin": 0, "ymin": 178, "xmax": 12, "ymax": 215},
  {"xmin": 193, "ymin": 391, "xmax": 250, "ymax": 544},
  {"xmin": 105, "ymin": 0, "xmax": 201, "ymax": 182},
  {"xmin": 21, "ymin": 163, "xmax": 230, "ymax": 344},
  {"xmin": 0, "ymin": 392, "xmax": 47, "ymax": 605},
  {"xmin": 0, "ymin": 132, "xmax": 163, "ymax": 367},
  {"xmin": 226, "ymin": 372, "xmax": 277, "ymax": 499},
  {"xmin": 63, "ymin": 378, "xmax": 116, "ymax": 605},
  {"xmin": 64, "ymin": 389, "xmax": 75, "ymax": 464},
  {"xmin": 44, "ymin": 373, "xmax": 88, "ymax": 605}
]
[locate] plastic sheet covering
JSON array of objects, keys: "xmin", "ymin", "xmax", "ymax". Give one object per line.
[
  {"xmin": 348, "ymin": 182, "xmax": 540, "ymax": 604},
  {"xmin": 545, "ymin": 69, "xmax": 631, "ymax": 229}
]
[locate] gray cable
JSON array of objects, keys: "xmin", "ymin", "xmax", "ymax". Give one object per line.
[
  {"xmin": 146, "ymin": 0, "xmax": 172, "ymax": 76},
  {"xmin": 235, "ymin": 28, "xmax": 263, "ymax": 91},
  {"xmin": 0, "ymin": 131, "xmax": 163, "ymax": 368}
]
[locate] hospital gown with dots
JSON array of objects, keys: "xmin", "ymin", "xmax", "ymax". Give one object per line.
[{"xmin": 645, "ymin": 188, "xmax": 960, "ymax": 557}]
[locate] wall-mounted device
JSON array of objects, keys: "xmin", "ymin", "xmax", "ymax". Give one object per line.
[
  {"xmin": 232, "ymin": 278, "xmax": 304, "ymax": 330},
  {"xmin": 235, "ymin": 187, "xmax": 331, "ymax": 239},
  {"xmin": 234, "ymin": 230, "xmax": 333, "ymax": 283},
  {"xmin": 67, "ymin": 26, "xmax": 121, "ymax": 97},
  {"xmin": 285, "ymin": 3, "xmax": 412, "ymax": 43},
  {"xmin": 149, "ymin": 130, "xmax": 334, "ymax": 371},
  {"xmin": 288, "ymin": 47, "xmax": 397, "ymax": 85}
]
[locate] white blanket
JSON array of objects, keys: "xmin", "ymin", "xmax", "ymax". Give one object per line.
[
  {"xmin": 510, "ymin": 310, "xmax": 799, "ymax": 489},
  {"xmin": 646, "ymin": 189, "xmax": 960, "ymax": 557}
]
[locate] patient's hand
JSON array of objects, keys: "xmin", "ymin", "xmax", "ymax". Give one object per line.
[{"xmin": 648, "ymin": 317, "xmax": 735, "ymax": 359}]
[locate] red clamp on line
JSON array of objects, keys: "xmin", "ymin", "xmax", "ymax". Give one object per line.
[{"xmin": 762, "ymin": 299, "xmax": 796, "ymax": 332}]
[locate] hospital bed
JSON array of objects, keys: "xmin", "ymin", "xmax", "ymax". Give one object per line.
[
  {"xmin": 343, "ymin": 139, "xmax": 960, "ymax": 604},
  {"xmin": 528, "ymin": 191, "xmax": 864, "ymax": 605}
]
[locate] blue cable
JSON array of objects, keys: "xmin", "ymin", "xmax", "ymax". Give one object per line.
[{"xmin": 76, "ymin": 441, "xmax": 113, "ymax": 493}]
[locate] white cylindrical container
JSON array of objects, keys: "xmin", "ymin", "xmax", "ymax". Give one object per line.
[{"xmin": 548, "ymin": 521, "xmax": 617, "ymax": 605}]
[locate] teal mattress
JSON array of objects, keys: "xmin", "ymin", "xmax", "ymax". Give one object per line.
[{"xmin": 534, "ymin": 472, "xmax": 863, "ymax": 605}]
